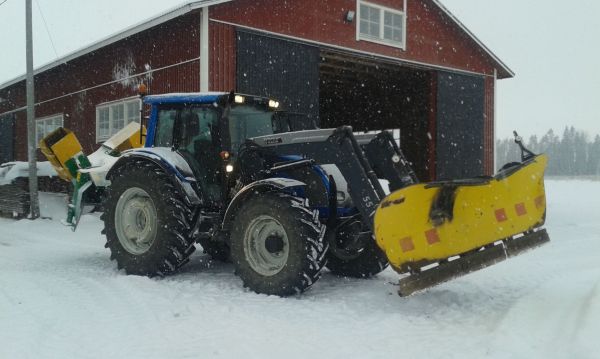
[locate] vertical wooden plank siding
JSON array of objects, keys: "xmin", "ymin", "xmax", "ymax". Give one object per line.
[
  {"xmin": 2, "ymin": 12, "xmax": 202, "ymax": 159},
  {"xmin": 0, "ymin": 0, "xmax": 509, "ymax": 165},
  {"xmin": 483, "ymin": 76, "xmax": 495, "ymax": 175},
  {"xmin": 210, "ymin": 0, "xmax": 504, "ymax": 78},
  {"xmin": 209, "ymin": 22, "xmax": 236, "ymax": 92}
]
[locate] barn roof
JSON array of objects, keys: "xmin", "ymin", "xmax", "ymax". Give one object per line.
[
  {"xmin": 431, "ymin": 0, "xmax": 514, "ymax": 78},
  {"xmin": 0, "ymin": 0, "xmax": 513, "ymax": 90},
  {"xmin": 0, "ymin": 0, "xmax": 229, "ymax": 90}
]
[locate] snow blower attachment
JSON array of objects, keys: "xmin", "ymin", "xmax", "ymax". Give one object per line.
[
  {"xmin": 374, "ymin": 132, "xmax": 549, "ymax": 296},
  {"xmin": 40, "ymin": 122, "xmax": 145, "ymax": 230}
]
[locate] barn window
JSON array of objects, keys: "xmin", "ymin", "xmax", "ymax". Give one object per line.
[
  {"xmin": 358, "ymin": 1, "xmax": 406, "ymax": 49},
  {"xmin": 95, "ymin": 98, "xmax": 141, "ymax": 142},
  {"xmin": 35, "ymin": 114, "xmax": 63, "ymax": 147}
]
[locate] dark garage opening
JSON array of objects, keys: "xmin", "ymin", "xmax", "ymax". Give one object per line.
[{"xmin": 319, "ymin": 51, "xmax": 433, "ymax": 181}]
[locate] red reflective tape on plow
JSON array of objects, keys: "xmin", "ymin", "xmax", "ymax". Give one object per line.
[
  {"xmin": 515, "ymin": 202, "xmax": 527, "ymax": 216},
  {"xmin": 425, "ymin": 229, "xmax": 440, "ymax": 245},
  {"xmin": 535, "ymin": 196, "xmax": 545, "ymax": 209},
  {"xmin": 495, "ymin": 208, "xmax": 508, "ymax": 222},
  {"xmin": 399, "ymin": 237, "xmax": 415, "ymax": 252}
]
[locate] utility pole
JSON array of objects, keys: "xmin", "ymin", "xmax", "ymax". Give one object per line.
[{"xmin": 26, "ymin": 0, "xmax": 40, "ymax": 219}]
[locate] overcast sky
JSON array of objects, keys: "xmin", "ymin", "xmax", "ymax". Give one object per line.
[{"xmin": 0, "ymin": 0, "xmax": 598, "ymax": 139}]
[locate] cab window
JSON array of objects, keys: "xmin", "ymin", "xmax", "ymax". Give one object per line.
[{"xmin": 154, "ymin": 109, "xmax": 177, "ymax": 147}]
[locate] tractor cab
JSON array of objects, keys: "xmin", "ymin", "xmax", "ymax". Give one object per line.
[{"xmin": 141, "ymin": 92, "xmax": 308, "ymax": 206}]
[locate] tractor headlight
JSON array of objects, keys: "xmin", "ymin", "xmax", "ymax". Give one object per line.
[
  {"xmin": 234, "ymin": 95, "xmax": 245, "ymax": 104},
  {"xmin": 226, "ymin": 164, "xmax": 234, "ymax": 173},
  {"xmin": 268, "ymin": 100, "xmax": 280, "ymax": 109}
]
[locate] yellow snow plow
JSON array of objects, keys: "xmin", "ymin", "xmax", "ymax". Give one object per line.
[{"xmin": 375, "ymin": 150, "xmax": 549, "ymax": 296}]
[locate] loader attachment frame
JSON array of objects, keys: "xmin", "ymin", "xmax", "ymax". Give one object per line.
[
  {"xmin": 250, "ymin": 127, "xmax": 550, "ymax": 296},
  {"xmin": 243, "ymin": 126, "xmax": 417, "ymax": 231}
]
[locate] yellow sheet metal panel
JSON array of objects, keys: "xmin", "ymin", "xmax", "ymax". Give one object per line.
[
  {"xmin": 374, "ymin": 155, "xmax": 548, "ymax": 273},
  {"xmin": 39, "ymin": 128, "xmax": 83, "ymax": 182},
  {"xmin": 103, "ymin": 122, "xmax": 145, "ymax": 152},
  {"xmin": 51, "ymin": 131, "xmax": 84, "ymax": 166},
  {"xmin": 39, "ymin": 140, "xmax": 72, "ymax": 181},
  {"xmin": 115, "ymin": 126, "xmax": 145, "ymax": 152}
]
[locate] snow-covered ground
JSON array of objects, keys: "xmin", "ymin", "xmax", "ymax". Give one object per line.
[{"xmin": 0, "ymin": 180, "xmax": 598, "ymax": 359}]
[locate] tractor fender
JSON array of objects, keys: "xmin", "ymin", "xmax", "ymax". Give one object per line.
[
  {"xmin": 221, "ymin": 178, "xmax": 306, "ymax": 231},
  {"xmin": 107, "ymin": 148, "xmax": 202, "ymax": 205}
]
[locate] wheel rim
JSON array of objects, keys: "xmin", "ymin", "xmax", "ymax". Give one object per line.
[
  {"xmin": 243, "ymin": 215, "xmax": 289, "ymax": 277},
  {"xmin": 114, "ymin": 187, "xmax": 158, "ymax": 255}
]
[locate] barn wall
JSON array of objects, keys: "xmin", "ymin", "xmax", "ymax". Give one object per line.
[
  {"xmin": 1, "ymin": 11, "xmax": 202, "ymax": 161},
  {"xmin": 0, "ymin": 0, "xmax": 504, "ymax": 175},
  {"xmin": 209, "ymin": 21, "xmax": 236, "ymax": 91},
  {"xmin": 484, "ymin": 76, "xmax": 495, "ymax": 175},
  {"xmin": 210, "ymin": 0, "xmax": 498, "ymax": 77}
]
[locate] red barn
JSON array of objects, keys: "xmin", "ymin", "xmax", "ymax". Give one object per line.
[{"xmin": 0, "ymin": 0, "xmax": 512, "ymax": 180}]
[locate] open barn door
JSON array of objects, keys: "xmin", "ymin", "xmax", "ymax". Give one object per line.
[{"xmin": 319, "ymin": 51, "xmax": 432, "ymax": 180}]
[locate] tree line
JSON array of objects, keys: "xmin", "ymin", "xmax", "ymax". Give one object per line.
[{"xmin": 496, "ymin": 127, "xmax": 600, "ymax": 176}]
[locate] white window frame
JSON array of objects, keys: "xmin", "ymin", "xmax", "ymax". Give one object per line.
[
  {"xmin": 35, "ymin": 114, "xmax": 64, "ymax": 148},
  {"xmin": 95, "ymin": 97, "xmax": 141, "ymax": 143},
  {"xmin": 356, "ymin": 0, "xmax": 407, "ymax": 50}
]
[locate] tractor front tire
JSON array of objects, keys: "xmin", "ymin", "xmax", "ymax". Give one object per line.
[
  {"xmin": 326, "ymin": 223, "xmax": 389, "ymax": 278},
  {"xmin": 230, "ymin": 193, "xmax": 328, "ymax": 296},
  {"xmin": 102, "ymin": 160, "xmax": 196, "ymax": 276}
]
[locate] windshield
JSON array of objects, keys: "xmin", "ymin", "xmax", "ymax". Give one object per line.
[{"xmin": 228, "ymin": 105, "xmax": 275, "ymax": 152}]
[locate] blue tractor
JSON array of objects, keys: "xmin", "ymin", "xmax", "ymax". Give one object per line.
[
  {"xmin": 41, "ymin": 89, "xmax": 550, "ymax": 297},
  {"xmin": 89, "ymin": 91, "xmax": 418, "ymax": 296}
]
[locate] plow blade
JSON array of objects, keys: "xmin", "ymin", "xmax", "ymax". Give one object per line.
[
  {"xmin": 397, "ymin": 229, "xmax": 549, "ymax": 296},
  {"xmin": 374, "ymin": 154, "xmax": 549, "ymax": 296}
]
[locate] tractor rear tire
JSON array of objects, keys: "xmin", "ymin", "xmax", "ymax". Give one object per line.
[
  {"xmin": 101, "ymin": 160, "xmax": 196, "ymax": 276},
  {"xmin": 326, "ymin": 225, "xmax": 389, "ymax": 278},
  {"xmin": 230, "ymin": 193, "xmax": 327, "ymax": 296}
]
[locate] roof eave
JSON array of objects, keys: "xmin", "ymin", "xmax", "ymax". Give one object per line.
[
  {"xmin": 431, "ymin": 0, "xmax": 515, "ymax": 79},
  {"xmin": 0, "ymin": 0, "xmax": 515, "ymax": 90},
  {"xmin": 0, "ymin": 0, "xmax": 234, "ymax": 91}
]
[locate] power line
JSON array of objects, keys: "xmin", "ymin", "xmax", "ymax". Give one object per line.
[
  {"xmin": 0, "ymin": 0, "xmax": 8, "ymax": 7},
  {"xmin": 0, "ymin": 56, "xmax": 200, "ymax": 118},
  {"xmin": 34, "ymin": 0, "xmax": 59, "ymax": 59}
]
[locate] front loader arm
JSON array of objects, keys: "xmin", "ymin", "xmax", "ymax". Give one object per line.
[
  {"xmin": 247, "ymin": 126, "xmax": 415, "ymax": 230},
  {"xmin": 250, "ymin": 127, "xmax": 550, "ymax": 296}
]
